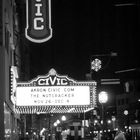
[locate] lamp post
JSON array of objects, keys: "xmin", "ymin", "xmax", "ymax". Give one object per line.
[
  {"xmin": 61, "ymin": 115, "xmax": 66, "ymax": 130},
  {"xmin": 112, "ymin": 116, "xmax": 116, "ymax": 130},
  {"xmin": 61, "ymin": 115, "xmax": 67, "ymax": 140},
  {"xmin": 61, "ymin": 115, "xmax": 66, "ymax": 122},
  {"xmin": 98, "ymin": 91, "xmax": 108, "ymax": 139}
]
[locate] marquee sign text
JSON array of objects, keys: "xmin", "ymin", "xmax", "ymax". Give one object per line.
[{"xmin": 16, "ymin": 86, "xmax": 90, "ymax": 106}]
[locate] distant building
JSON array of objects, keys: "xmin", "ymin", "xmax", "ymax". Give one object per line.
[
  {"xmin": 115, "ymin": 70, "xmax": 140, "ymax": 139},
  {"xmin": 89, "ymin": 55, "xmax": 140, "ymax": 139}
]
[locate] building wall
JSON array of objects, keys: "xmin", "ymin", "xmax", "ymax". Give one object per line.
[
  {"xmin": 0, "ymin": 0, "xmax": 6, "ymax": 139},
  {"xmin": 116, "ymin": 93, "xmax": 130, "ymax": 129},
  {"xmin": 0, "ymin": 45, "xmax": 5, "ymax": 139},
  {"xmin": 0, "ymin": 0, "xmax": 24, "ymax": 139},
  {"xmin": 116, "ymin": 80, "xmax": 140, "ymax": 139}
]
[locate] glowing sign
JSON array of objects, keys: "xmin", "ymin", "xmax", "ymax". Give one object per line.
[
  {"xmin": 16, "ymin": 86, "xmax": 90, "ymax": 106},
  {"xmin": 25, "ymin": 0, "xmax": 52, "ymax": 43},
  {"xmin": 15, "ymin": 69, "xmax": 97, "ymax": 113},
  {"xmin": 10, "ymin": 66, "xmax": 18, "ymax": 104}
]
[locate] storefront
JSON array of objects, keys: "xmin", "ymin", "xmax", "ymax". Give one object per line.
[{"xmin": 4, "ymin": 103, "xmax": 21, "ymax": 140}]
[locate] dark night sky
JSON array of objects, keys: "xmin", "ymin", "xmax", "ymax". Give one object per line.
[{"xmin": 25, "ymin": 0, "xmax": 140, "ymax": 81}]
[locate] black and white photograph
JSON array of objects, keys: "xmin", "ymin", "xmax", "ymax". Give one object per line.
[{"xmin": 0, "ymin": 0, "xmax": 140, "ymax": 140}]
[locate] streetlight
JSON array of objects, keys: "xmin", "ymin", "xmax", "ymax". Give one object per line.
[
  {"xmin": 56, "ymin": 119, "xmax": 60, "ymax": 125},
  {"xmin": 54, "ymin": 122, "xmax": 57, "ymax": 127},
  {"xmin": 98, "ymin": 91, "xmax": 108, "ymax": 139},
  {"xmin": 98, "ymin": 91, "xmax": 108, "ymax": 104},
  {"xmin": 61, "ymin": 115, "xmax": 66, "ymax": 121},
  {"xmin": 61, "ymin": 115, "xmax": 67, "ymax": 131}
]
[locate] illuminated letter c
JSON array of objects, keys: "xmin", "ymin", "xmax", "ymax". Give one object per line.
[
  {"xmin": 34, "ymin": 17, "xmax": 44, "ymax": 30},
  {"xmin": 38, "ymin": 79, "xmax": 45, "ymax": 85}
]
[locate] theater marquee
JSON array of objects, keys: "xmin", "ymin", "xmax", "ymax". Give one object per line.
[{"xmin": 15, "ymin": 69, "xmax": 97, "ymax": 114}]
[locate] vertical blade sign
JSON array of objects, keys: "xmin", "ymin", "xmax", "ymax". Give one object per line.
[{"xmin": 25, "ymin": 0, "xmax": 52, "ymax": 43}]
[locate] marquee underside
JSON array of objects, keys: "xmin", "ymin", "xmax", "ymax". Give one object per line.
[{"xmin": 15, "ymin": 106, "xmax": 95, "ymax": 114}]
